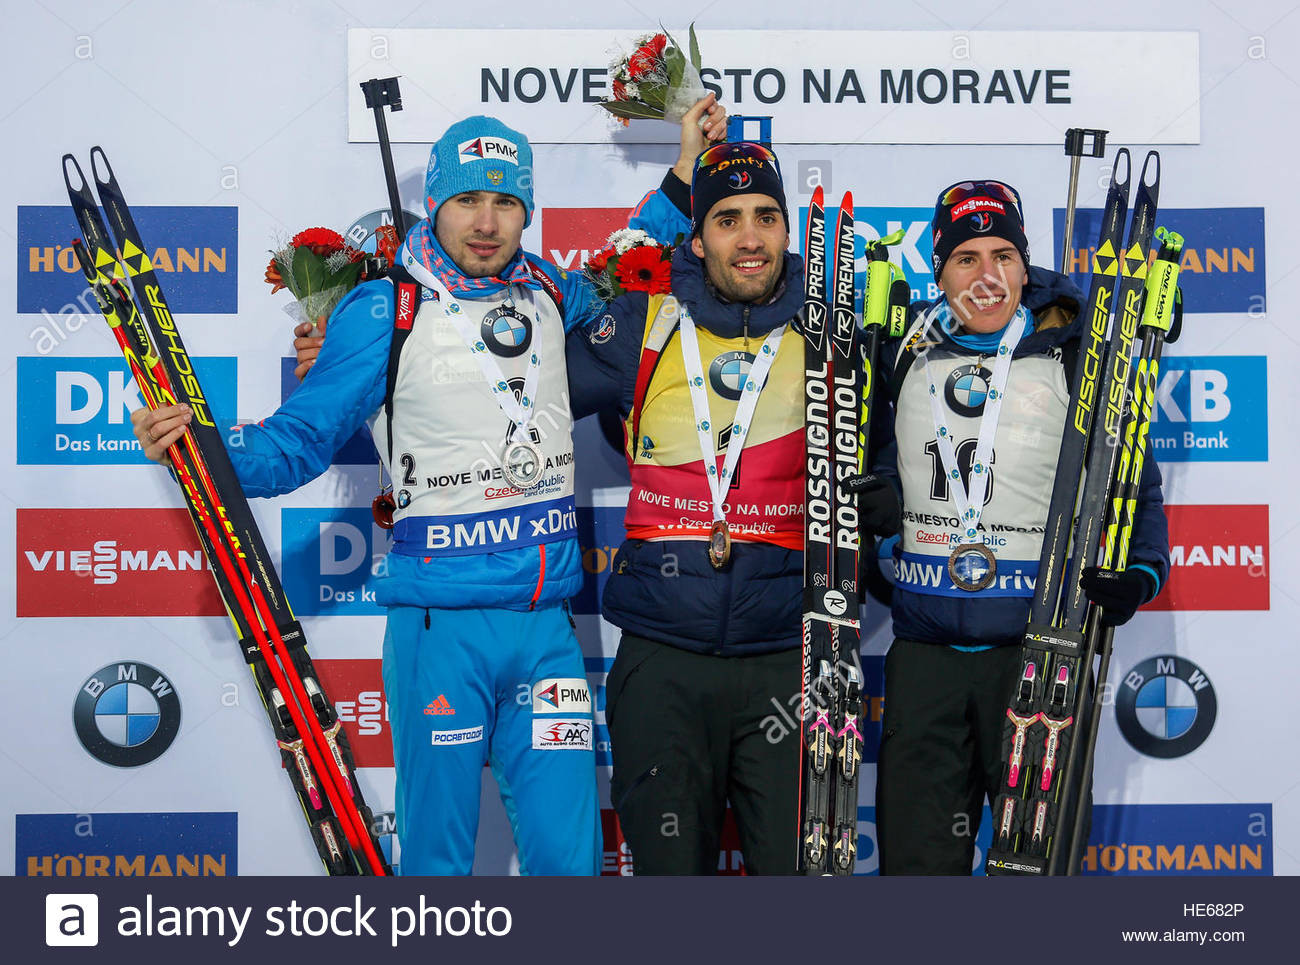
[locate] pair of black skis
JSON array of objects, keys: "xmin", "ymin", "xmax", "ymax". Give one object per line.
[
  {"xmin": 799, "ymin": 187, "xmax": 906, "ymax": 874},
  {"xmin": 64, "ymin": 148, "xmax": 390, "ymax": 876},
  {"xmin": 986, "ymin": 149, "xmax": 1184, "ymax": 875}
]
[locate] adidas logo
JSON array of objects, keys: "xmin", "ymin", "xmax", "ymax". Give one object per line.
[{"xmin": 423, "ymin": 695, "xmax": 455, "ymax": 716}]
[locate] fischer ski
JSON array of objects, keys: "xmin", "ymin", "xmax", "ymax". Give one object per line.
[
  {"xmin": 987, "ymin": 150, "xmax": 1171, "ymax": 876},
  {"xmin": 64, "ymin": 149, "xmax": 390, "ymax": 876}
]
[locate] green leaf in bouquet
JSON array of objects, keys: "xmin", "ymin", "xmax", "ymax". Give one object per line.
[
  {"xmin": 664, "ymin": 40, "xmax": 685, "ymax": 89},
  {"xmin": 332, "ymin": 258, "xmax": 365, "ymax": 293},
  {"xmin": 600, "ymin": 99, "xmax": 667, "ymax": 120},
  {"xmin": 639, "ymin": 80, "xmax": 668, "ymax": 111},
  {"xmin": 688, "ymin": 23, "xmax": 701, "ymax": 72},
  {"xmin": 288, "ymin": 247, "xmax": 330, "ymax": 300}
]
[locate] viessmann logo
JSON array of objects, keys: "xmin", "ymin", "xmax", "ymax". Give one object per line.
[
  {"xmin": 17, "ymin": 204, "xmax": 238, "ymax": 315},
  {"xmin": 16, "ymin": 509, "xmax": 225, "ymax": 617},
  {"xmin": 313, "ymin": 658, "xmax": 392, "ymax": 768},
  {"xmin": 17, "ymin": 356, "xmax": 237, "ymax": 465},
  {"xmin": 540, "ymin": 207, "xmax": 634, "ymax": 271},
  {"xmin": 1143, "ymin": 504, "xmax": 1268, "ymax": 611}
]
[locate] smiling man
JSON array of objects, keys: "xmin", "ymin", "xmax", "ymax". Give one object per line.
[
  {"xmin": 567, "ymin": 143, "xmax": 837, "ymax": 875},
  {"xmin": 132, "ymin": 105, "xmax": 726, "ymax": 876},
  {"xmin": 860, "ymin": 178, "xmax": 1171, "ymax": 874}
]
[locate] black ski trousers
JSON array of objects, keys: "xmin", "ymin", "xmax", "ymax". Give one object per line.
[
  {"xmin": 606, "ymin": 632, "xmax": 802, "ymax": 875},
  {"xmin": 876, "ymin": 637, "xmax": 1091, "ymax": 875}
]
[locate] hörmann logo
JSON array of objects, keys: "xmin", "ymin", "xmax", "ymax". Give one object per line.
[
  {"xmin": 17, "ymin": 356, "xmax": 236, "ymax": 465},
  {"xmin": 18, "ymin": 204, "xmax": 238, "ymax": 316},
  {"xmin": 17, "ymin": 811, "xmax": 237, "ymax": 877},
  {"xmin": 1058, "ymin": 206, "xmax": 1265, "ymax": 314},
  {"xmin": 1144, "ymin": 504, "xmax": 1268, "ymax": 611},
  {"xmin": 1079, "ymin": 804, "xmax": 1270, "ymax": 875},
  {"xmin": 17, "ymin": 509, "xmax": 225, "ymax": 617},
  {"xmin": 1148, "ymin": 356, "xmax": 1267, "ymax": 462}
]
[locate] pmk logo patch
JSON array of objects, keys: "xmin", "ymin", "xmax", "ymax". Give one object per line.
[
  {"xmin": 532, "ymin": 678, "xmax": 591, "ymax": 714},
  {"xmin": 457, "ymin": 136, "xmax": 519, "ymax": 165}
]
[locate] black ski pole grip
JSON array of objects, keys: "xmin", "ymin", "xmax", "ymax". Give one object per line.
[{"xmin": 1064, "ymin": 128, "xmax": 1108, "ymax": 158}]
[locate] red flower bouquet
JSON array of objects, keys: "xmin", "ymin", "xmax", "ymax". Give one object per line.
[
  {"xmin": 583, "ymin": 229, "xmax": 673, "ymax": 301},
  {"xmin": 601, "ymin": 25, "xmax": 706, "ymax": 125}
]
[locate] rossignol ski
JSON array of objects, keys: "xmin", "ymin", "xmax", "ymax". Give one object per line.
[
  {"xmin": 64, "ymin": 148, "xmax": 391, "ymax": 876},
  {"xmin": 800, "ymin": 191, "xmax": 902, "ymax": 874},
  {"xmin": 987, "ymin": 150, "xmax": 1170, "ymax": 876}
]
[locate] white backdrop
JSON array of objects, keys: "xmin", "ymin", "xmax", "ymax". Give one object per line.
[{"xmin": 3, "ymin": 0, "xmax": 1297, "ymax": 877}]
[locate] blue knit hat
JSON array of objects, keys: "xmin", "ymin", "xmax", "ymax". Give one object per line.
[{"xmin": 424, "ymin": 116, "xmax": 535, "ymax": 227}]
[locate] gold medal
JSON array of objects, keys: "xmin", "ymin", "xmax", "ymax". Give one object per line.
[{"xmin": 707, "ymin": 519, "xmax": 731, "ymax": 570}]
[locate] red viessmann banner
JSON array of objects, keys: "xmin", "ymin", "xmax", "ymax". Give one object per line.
[
  {"xmin": 16, "ymin": 508, "xmax": 226, "ymax": 617},
  {"xmin": 1143, "ymin": 504, "xmax": 1269, "ymax": 611},
  {"xmin": 539, "ymin": 207, "xmax": 633, "ymax": 273},
  {"xmin": 314, "ymin": 658, "xmax": 393, "ymax": 768}
]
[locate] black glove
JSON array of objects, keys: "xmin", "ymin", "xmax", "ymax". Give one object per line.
[
  {"xmin": 846, "ymin": 472, "xmax": 902, "ymax": 538},
  {"xmin": 1079, "ymin": 565, "xmax": 1157, "ymax": 627}
]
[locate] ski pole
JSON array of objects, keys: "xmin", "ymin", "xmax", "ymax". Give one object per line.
[
  {"xmin": 360, "ymin": 76, "xmax": 412, "ymax": 242},
  {"xmin": 1059, "ymin": 128, "xmax": 1108, "ymax": 274}
]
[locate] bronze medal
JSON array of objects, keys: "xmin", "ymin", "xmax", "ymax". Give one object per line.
[
  {"xmin": 707, "ymin": 519, "xmax": 731, "ymax": 570},
  {"xmin": 947, "ymin": 542, "xmax": 997, "ymax": 592}
]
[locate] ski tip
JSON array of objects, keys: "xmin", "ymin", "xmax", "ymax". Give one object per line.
[
  {"xmin": 62, "ymin": 154, "xmax": 87, "ymax": 192},
  {"xmin": 810, "ymin": 184, "xmax": 824, "ymax": 208},
  {"xmin": 838, "ymin": 191, "xmax": 853, "ymax": 213},
  {"xmin": 1111, "ymin": 147, "xmax": 1132, "ymax": 190},
  {"xmin": 89, "ymin": 145, "xmax": 114, "ymax": 186},
  {"xmin": 1139, "ymin": 150, "xmax": 1160, "ymax": 189}
]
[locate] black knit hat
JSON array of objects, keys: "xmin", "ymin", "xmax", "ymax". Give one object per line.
[
  {"xmin": 690, "ymin": 142, "xmax": 789, "ymax": 236},
  {"xmin": 931, "ymin": 179, "xmax": 1030, "ymax": 279}
]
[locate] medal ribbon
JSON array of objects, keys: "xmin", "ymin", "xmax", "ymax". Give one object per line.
[
  {"xmin": 412, "ymin": 266, "xmax": 542, "ymax": 444},
  {"xmin": 677, "ymin": 301, "xmax": 785, "ymax": 527},
  {"xmin": 920, "ymin": 302, "xmax": 1029, "ymax": 543}
]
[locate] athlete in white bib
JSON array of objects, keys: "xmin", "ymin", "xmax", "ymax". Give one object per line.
[
  {"xmin": 862, "ymin": 179, "xmax": 1171, "ymax": 875},
  {"xmin": 133, "ymin": 100, "xmax": 728, "ymax": 875}
]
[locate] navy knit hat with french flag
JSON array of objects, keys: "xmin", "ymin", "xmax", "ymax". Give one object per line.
[
  {"xmin": 931, "ymin": 179, "xmax": 1030, "ymax": 279},
  {"xmin": 425, "ymin": 116, "xmax": 535, "ymax": 226}
]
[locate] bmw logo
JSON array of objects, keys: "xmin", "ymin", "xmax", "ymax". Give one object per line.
[
  {"xmin": 944, "ymin": 363, "xmax": 993, "ymax": 417},
  {"xmin": 1116, "ymin": 655, "xmax": 1217, "ymax": 759},
  {"xmin": 344, "ymin": 207, "xmax": 424, "ymax": 253},
  {"xmin": 708, "ymin": 350, "xmax": 756, "ymax": 401},
  {"xmin": 74, "ymin": 661, "xmax": 181, "ymax": 767},
  {"xmin": 480, "ymin": 306, "xmax": 532, "ymax": 357},
  {"xmin": 397, "ymin": 489, "xmax": 411, "ymax": 509}
]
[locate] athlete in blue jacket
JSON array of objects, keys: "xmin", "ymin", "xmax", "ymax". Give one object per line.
[
  {"xmin": 862, "ymin": 179, "xmax": 1170, "ymax": 875},
  {"xmin": 133, "ymin": 101, "xmax": 726, "ymax": 876}
]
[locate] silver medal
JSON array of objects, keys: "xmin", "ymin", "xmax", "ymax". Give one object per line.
[{"xmin": 501, "ymin": 437, "xmax": 543, "ymax": 489}]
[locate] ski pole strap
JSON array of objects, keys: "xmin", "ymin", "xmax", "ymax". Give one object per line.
[{"xmin": 1141, "ymin": 227, "xmax": 1184, "ymax": 334}]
